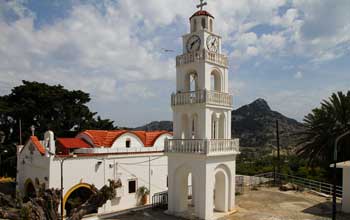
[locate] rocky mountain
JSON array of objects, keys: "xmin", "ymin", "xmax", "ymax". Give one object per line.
[
  {"xmin": 134, "ymin": 121, "xmax": 173, "ymax": 132},
  {"xmin": 135, "ymin": 98, "xmax": 304, "ymax": 148},
  {"xmin": 231, "ymin": 98, "xmax": 303, "ymax": 148}
]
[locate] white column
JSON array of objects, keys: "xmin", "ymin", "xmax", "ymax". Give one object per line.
[
  {"xmin": 342, "ymin": 167, "xmax": 350, "ymax": 213},
  {"xmin": 195, "ymin": 164, "xmax": 214, "ymax": 220}
]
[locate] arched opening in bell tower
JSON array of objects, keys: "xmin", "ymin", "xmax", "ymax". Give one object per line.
[
  {"xmin": 181, "ymin": 114, "xmax": 190, "ymax": 139},
  {"xmin": 185, "ymin": 72, "xmax": 198, "ymax": 92},
  {"xmin": 190, "ymin": 113, "xmax": 199, "ymax": 139},
  {"xmin": 173, "ymin": 165, "xmax": 194, "ymax": 213},
  {"xmin": 213, "ymin": 165, "xmax": 231, "ymax": 213},
  {"xmin": 211, "ymin": 113, "xmax": 218, "ymax": 139},
  {"xmin": 210, "ymin": 70, "xmax": 222, "ymax": 92},
  {"xmin": 219, "ymin": 113, "xmax": 225, "ymax": 139}
]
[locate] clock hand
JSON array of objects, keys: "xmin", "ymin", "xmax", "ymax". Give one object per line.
[{"xmin": 190, "ymin": 39, "xmax": 200, "ymax": 49}]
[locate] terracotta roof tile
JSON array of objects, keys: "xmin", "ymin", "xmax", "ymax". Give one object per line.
[
  {"xmin": 30, "ymin": 136, "xmax": 46, "ymax": 155},
  {"xmin": 79, "ymin": 130, "xmax": 171, "ymax": 148},
  {"xmin": 57, "ymin": 138, "xmax": 91, "ymax": 149}
]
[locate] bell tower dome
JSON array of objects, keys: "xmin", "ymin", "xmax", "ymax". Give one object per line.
[{"xmin": 190, "ymin": 10, "xmax": 215, "ymax": 33}]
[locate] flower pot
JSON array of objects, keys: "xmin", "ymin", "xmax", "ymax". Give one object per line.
[{"xmin": 141, "ymin": 195, "xmax": 148, "ymax": 205}]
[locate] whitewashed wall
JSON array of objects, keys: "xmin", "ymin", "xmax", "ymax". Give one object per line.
[{"xmin": 17, "ymin": 142, "xmax": 50, "ymax": 193}]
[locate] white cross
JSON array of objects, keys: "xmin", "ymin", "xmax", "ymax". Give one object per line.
[{"xmin": 197, "ymin": 0, "xmax": 207, "ymax": 11}]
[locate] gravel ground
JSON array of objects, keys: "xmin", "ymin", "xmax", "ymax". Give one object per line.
[{"xmin": 101, "ymin": 187, "xmax": 350, "ymax": 220}]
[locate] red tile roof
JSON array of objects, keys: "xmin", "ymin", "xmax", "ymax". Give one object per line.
[
  {"xmin": 190, "ymin": 10, "xmax": 214, "ymax": 19},
  {"xmin": 79, "ymin": 130, "xmax": 171, "ymax": 147},
  {"xmin": 30, "ymin": 136, "xmax": 46, "ymax": 155},
  {"xmin": 57, "ymin": 138, "xmax": 91, "ymax": 149}
]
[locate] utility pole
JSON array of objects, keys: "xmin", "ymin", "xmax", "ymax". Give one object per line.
[
  {"xmin": 149, "ymin": 156, "xmax": 151, "ymax": 199},
  {"xmin": 276, "ymin": 120, "xmax": 281, "ymax": 176}
]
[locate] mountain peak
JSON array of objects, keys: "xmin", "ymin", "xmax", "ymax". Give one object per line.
[{"xmin": 249, "ymin": 98, "xmax": 271, "ymax": 112}]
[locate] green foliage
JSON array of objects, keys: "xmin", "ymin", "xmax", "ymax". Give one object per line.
[
  {"xmin": 137, "ymin": 186, "xmax": 150, "ymax": 196},
  {"xmin": 0, "ymin": 81, "xmax": 116, "ymax": 177},
  {"xmin": 296, "ymin": 91, "xmax": 350, "ymax": 166},
  {"xmin": 237, "ymin": 153, "xmax": 328, "ymax": 182}
]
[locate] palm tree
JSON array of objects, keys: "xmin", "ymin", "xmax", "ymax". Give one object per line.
[{"xmin": 296, "ymin": 91, "xmax": 350, "ymax": 165}]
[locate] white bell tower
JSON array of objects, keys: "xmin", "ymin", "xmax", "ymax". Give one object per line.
[{"xmin": 165, "ymin": 1, "xmax": 240, "ymax": 219}]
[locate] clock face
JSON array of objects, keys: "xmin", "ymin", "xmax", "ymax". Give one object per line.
[
  {"xmin": 206, "ymin": 35, "xmax": 219, "ymax": 53},
  {"xmin": 186, "ymin": 35, "xmax": 201, "ymax": 53}
]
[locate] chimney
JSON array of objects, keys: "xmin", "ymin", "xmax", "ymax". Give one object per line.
[{"xmin": 44, "ymin": 130, "xmax": 55, "ymax": 156}]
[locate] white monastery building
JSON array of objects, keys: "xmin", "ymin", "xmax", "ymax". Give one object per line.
[
  {"xmin": 17, "ymin": 130, "xmax": 171, "ymax": 215},
  {"xmin": 17, "ymin": 2, "xmax": 240, "ymax": 219}
]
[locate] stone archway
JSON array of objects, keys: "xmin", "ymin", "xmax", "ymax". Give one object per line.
[
  {"xmin": 213, "ymin": 165, "xmax": 231, "ymax": 212},
  {"xmin": 24, "ymin": 178, "xmax": 36, "ymax": 202},
  {"xmin": 173, "ymin": 165, "xmax": 193, "ymax": 213},
  {"xmin": 63, "ymin": 183, "xmax": 94, "ymax": 216}
]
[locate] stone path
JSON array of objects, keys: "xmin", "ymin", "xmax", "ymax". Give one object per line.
[{"xmin": 101, "ymin": 187, "xmax": 350, "ymax": 220}]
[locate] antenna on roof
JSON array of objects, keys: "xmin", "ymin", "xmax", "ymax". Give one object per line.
[
  {"xmin": 197, "ymin": 0, "xmax": 207, "ymax": 11},
  {"xmin": 30, "ymin": 125, "xmax": 35, "ymax": 136}
]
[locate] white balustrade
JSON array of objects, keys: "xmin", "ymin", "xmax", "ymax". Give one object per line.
[
  {"xmin": 176, "ymin": 49, "xmax": 228, "ymax": 67},
  {"xmin": 165, "ymin": 139, "xmax": 239, "ymax": 155},
  {"xmin": 171, "ymin": 90, "xmax": 232, "ymax": 107}
]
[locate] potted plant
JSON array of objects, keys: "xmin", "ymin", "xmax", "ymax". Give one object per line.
[{"xmin": 137, "ymin": 186, "xmax": 150, "ymax": 205}]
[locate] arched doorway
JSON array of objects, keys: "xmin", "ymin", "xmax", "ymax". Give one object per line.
[
  {"xmin": 173, "ymin": 165, "xmax": 193, "ymax": 212},
  {"xmin": 63, "ymin": 183, "xmax": 94, "ymax": 216},
  {"xmin": 213, "ymin": 165, "xmax": 230, "ymax": 212},
  {"xmin": 24, "ymin": 178, "xmax": 36, "ymax": 202}
]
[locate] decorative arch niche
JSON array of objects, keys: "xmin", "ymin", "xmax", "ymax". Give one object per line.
[
  {"xmin": 210, "ymin": 70, "xmax": 222, "ymax": 92},
  {"xmin": 185, "ymin": 71, "xmax": 198, "ymax": 92}
]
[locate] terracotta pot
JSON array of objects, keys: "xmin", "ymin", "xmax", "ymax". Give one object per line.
[{"xmin": 141, "ymin": 195, "xmax": 148, "ymax": 205}]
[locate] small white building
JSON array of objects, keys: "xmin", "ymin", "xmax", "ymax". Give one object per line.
[
  {"xmin": 332, "ymin": 161, "xmax": 350, "ymax": 213},
  {"xmin": 16, "ymin": 130, "xmax": 172, "ymax": 216}
]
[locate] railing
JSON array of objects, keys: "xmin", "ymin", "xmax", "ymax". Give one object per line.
[
  {"xmin": 171, "ymin": 90, "xmax": 233, "ymax": 107},
  {"xmin": 176, "ymin": 49, "xmax": 228, "ymax": 67},
  {"xmin": 251, "ymin": 172, "xmax": 343, "ymax": 198},
  {"xmin": 152, "ymin": 191, "xmax": 168, "ymax": 209},
  {"xmin": 164, "ymin": 139, "xmax": 240, "ymax": 155}
]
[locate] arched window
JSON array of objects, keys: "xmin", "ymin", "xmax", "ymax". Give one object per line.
[
  {"xmin": 201, "ymin": 18, "xmax": 206, "ymax": 29},
  {"xmin": 211, "ymin": 70, "xmax": 222, "ymax": 91},
  {"xmin": 125, "ymin": 139, "xmax": 131, "ymax": 148},
  {"xmin": 191, "ymin": 114, "xmax": 198, "ymax": 139},
  {"xmin": 185, "ymin": 72, "xmax": 198, "ymax": 92},
  {"xmin": 181, "ymin": 114, "xmax": 190, "ymax": 139},
  {"xmin": 193, "ymin": 19, "xmax": 197, "ymax": 32},
  {"xmin": 211, "ymin": 113, "xmax": 218, "ymax": 139},
  {"xmin": 209, "ymin": 19, "xmax": 213, "ymax": 32},
  {"xmin": 219, "ymin": 114, "xmax": 225, "ymax": 139}
]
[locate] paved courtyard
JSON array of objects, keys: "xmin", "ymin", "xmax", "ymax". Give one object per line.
[{"xmin": 100, "ymin": 187, "xmax": 350, "ymax": 220}]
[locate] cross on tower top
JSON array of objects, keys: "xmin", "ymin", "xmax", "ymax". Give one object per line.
[{"xmin": 196, "ymin": 0, "xmax": 207, "ymax": 11}]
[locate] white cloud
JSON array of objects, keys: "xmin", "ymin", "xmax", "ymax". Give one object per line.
[
  {"xmin": 1, "ymin": 0, "xmax": 349, "ymax": 126},
  {"xmin": 294, "ymin": 71, "xmax": 303, "ymax": 79}
]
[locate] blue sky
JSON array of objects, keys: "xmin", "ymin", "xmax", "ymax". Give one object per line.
[{"xmin": 0, "ymin": 0, "xmax": 349, "ymax": 127}]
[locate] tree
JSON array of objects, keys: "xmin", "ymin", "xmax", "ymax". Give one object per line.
[
  {"xmin": 296, "ymin": 91, "xmax": 350, "ymax": 166},
  {"xmin": 0, "ymin": 81, "xmax": 115, "ymax": 177}
]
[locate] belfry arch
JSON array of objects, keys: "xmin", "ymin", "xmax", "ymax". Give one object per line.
[
  {"xmin": 190, "ymin": 113, "xmax": 199, "ymax": 139},
  {"xmin": 210, "ymin": 69, "xmax": 222, "ymax": 92},
  {"xmin": 181, "ymin": 114, "xmax": 190, "ymax": 139},
  {"xmin": 185, "ymin": 72, "xmax": 198, "ymax": 92}
]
